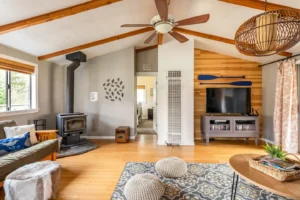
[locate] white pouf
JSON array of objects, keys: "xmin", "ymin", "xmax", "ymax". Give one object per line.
[
  {"xmin": 4, "ymin": 161, "xmax": 61, "ymax": 200},
  {"xmin": 155, "ymin": 157, "xmax": 187, "ymax": 178},
  {"xmin": 124, "ymin": 173, "xmax": 165, "ymax": 200}
]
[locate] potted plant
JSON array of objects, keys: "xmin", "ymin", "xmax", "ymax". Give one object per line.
[
  {"xmin": 262, "ymin": 143, "xmax": 287, "ymax": 161},
  {"xmin": 260, "ymin": 143, "xmax": 300, "ymax": 172},
  {"xmin": 249, "ymin": 143, "xmax": 300, "ymax": 181}
]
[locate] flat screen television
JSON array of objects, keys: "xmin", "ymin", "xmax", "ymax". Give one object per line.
[{"xmin": 206, "ymin": 88, "xmax": 251, "ymax": 113}]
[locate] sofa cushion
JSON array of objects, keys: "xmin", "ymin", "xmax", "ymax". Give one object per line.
[
  {"xmin": 0, "ymin": 139, "xmax": 58, "ymax": 182},
  {"xmin": 0, "ymin": 121, "xmax": 17, "ymax": 139},
  {"xmin": 4, "ymin": 124, "xmax": 38, "ymax": 145},
  {"xmin": 0, "ymin": 132, "xmax": 31, "ymax": 156}
]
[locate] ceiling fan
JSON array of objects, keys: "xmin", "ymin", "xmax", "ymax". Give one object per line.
[{"xmin": 120, "ymin": 0, "xmax": 210, "ymax": 44}]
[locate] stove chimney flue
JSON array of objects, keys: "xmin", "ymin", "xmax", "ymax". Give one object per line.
[{"xmin": 66, "ymin": 51, "xmax": 86, "ymax": 113}]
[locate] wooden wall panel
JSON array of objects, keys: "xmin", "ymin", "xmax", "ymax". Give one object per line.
[{"xmin": 194, "ymin": 49, "xmax": 262, "ymax": 140}]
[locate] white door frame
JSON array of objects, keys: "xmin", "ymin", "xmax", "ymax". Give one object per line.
[{"xmin": 136, "ymin": 74, "xmax": 158, "ymax": 132}]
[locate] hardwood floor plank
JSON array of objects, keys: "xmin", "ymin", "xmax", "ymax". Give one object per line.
[{"xmin": 0, "ymin": 135, "xmax": 265, "ymax": 200}]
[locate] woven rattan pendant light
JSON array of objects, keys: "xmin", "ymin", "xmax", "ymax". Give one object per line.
[{"xmin": 235, "ymin": 0, "xmax": 300, "ymax": 56}]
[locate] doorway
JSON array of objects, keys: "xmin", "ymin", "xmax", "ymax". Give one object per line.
[{"xmin": 136, "ymin": 76, "xmax": 157, "ymax": 135}]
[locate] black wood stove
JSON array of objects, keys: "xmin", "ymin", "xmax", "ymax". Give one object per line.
[
  {"xmin": 56, "ymin": 51, "xmax": 87, "ymax": 145},
  {"xmin": 56, "ymin": 113, "xmax": 87, "ymax": 145}
]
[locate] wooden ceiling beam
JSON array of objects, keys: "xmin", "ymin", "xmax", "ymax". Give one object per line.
[
  {"xmin": 38, "ymin": 27, "xmax": 153, "ymax": 60},
  {"xmin": 271, "ymin": 52, "xmax": 292, "ymax": 57},
  {"xmin": 218, "ymin": 0, "xmax": 300, "ymax": 12},
  {"xmin": 158, "ymin": 34, "xmax": 164, "ymax": 45},
  {"xmin": 174, "ymin": 27, "xmax": 292, "ymax": 57},
  {"xmin": 0, "ymin": 0, "xmax": 122, "ymax": 35},
  {"xmin": 174, "ymin": 27, "xmax": 235, "ymax": 45},
  {"xmin": 136, "ymin": 45, "xmax": 158, "ymax": 53}
]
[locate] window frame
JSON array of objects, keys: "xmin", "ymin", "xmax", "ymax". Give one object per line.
[
  {"xmin": 137, "ymin": 84, "xmax": 147, "ymax": 103},
  {"xmin": 0, "ymin": 54, "xmax": 38, "ymax": 117}
]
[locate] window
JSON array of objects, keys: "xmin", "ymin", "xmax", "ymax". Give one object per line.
[
  {"xmin": 0, "ymin": 70, "xmax": 31, "ymax": 111},
  {"xmin": 0, "ymin": 70, "xmax": 6, "ymax": 112},
  {"xmin": 0, "ymin": 55, "xmax": 37, "ymax": 115},
  {"xmin": 137, "ymin": 85, "xmax": 146, "ymax": 103}
]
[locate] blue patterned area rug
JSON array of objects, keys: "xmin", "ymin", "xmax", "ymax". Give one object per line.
[{"xmin": 111, "ymin": 162, "xmax": 290, "ymax": 200}]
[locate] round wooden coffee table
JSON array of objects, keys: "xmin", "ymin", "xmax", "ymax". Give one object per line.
[{"xmin": 229, "ymin": 154, "xmax": 300, "ymax": 200}]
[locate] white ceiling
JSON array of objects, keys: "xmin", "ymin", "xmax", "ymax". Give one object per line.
[{"xmin": 0, "ymin": 0, "xmax": 299, "ymax": 65}]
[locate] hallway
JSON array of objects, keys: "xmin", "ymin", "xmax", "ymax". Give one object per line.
[{"xmin": 137, "ymin": 119, "xmax": 156, "ymax": 135}]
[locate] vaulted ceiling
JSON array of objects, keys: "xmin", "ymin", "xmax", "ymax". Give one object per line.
[{"xmin": 0, "ymin": 0, "xmax": 299, "ymax": 65}]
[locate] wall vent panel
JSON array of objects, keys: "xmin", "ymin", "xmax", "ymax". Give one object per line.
[{"xmin": 167, "ymin": 70, "xmax": 182, "ymax": 145}]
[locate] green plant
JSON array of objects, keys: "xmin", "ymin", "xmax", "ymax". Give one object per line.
[{"xmin": 263, "ymin": 143, "xmax": 287, "ymax": 161}]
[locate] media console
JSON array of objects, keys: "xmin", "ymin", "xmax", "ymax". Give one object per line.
[{"xmin": 201, "ymin": 115, "xmax": 259, "ymax": 146}]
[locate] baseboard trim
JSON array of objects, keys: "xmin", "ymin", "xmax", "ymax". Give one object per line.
[
  {"xmin": 261, "ymin": 138, "xmax": 275, "ymax": 144},
  {"xmin": 82, "ymin": 135, "xmax": 136, "ymax": 140}
]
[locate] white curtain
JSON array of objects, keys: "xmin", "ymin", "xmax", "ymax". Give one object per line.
[
  {"xmin": 274, "ymin": 59, "xmax": 298, "ymax": 154},
  {"xmin": 297, "ymin": 64, "xmax": 300, "ymax": 153}
]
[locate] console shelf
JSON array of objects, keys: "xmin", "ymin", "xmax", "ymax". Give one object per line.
[{"xmin": 201, "ymin": 115, "xmax": 259, "ymax": 146}]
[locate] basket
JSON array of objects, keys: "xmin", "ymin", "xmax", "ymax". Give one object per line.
[{"xmin": 249, "ymin": 155, "xmax": 300, "ymax": 182}]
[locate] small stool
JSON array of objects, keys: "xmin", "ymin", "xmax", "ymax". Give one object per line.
[
  {"xmin": 115, "ymin": 126, "xmax": 130, "ymax": 143},
  {"xmin": 124, "ymin": 173, "xmax": 165, "ymax": 200},
  {"xmin": 4, "ymin": 161, "xmax": 61, "ymax": 200},
  {"xmin": 34, "ymin": 119, "xmax": 47, "ymax": 130},
  {"xmin": 155, "ymin": 157, "xmax": 187, "ymax": 178}
]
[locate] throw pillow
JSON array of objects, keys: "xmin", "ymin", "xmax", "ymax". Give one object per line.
[
  {"xmin": 0, "ymin": 132, "xmax": 31, "ymax": 156},
  {"xmin": 4, "ymin": 124, "xmax": 39, "ymax": 145}
]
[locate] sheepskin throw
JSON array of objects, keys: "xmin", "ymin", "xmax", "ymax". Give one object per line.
[
  {"xmin": 124, "ymin": 173, "xmax": 165, "ymax": 200},
  {"xmin": 4, "ymin": 161, "xmax": 61, "ymax": 200},
  {"xmin": 155, "ymin": 157, "xmax": 187, "ymax": 178}
]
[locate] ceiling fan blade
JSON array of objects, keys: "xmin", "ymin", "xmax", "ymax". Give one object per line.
[
  {"xmin": 155, "ymin": 0, "xmax": 168, "ymax": 21},
  {"xmin": 176, "ymin": 14, "xmax": 210, "ymax": 26},
  {"xmin": 121, "ymin": 24, "xmax": 153, "ymax": 27},
  {"xmin": 144, "ymin": 31, "xmax": 158, "ymax": 44},
  {"xmin": 169, "ymin": 31, "xmax": 189, "ymax": 43}
]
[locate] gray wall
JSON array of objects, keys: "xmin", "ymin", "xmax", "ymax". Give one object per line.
[
  {"xmin": 0, "ymin": 44, "xmax": 65, "ymax": 129},
  {"xmin": 136, "ymin": 48, "xmax": 158, "ymax": 73},
  {"xmin": 74, "ymin": 47, "xmax": 136, "ymax": 137},
  {"xmin": 262, "ymin": 63, "xmax": 277, "ymax": 142},
  {"xmin": 52, "ymin": 64, "xmax": 66, "ymax": 115}
]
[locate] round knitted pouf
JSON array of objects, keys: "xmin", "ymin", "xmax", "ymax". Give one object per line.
[
  {"xmin": 124, "ymin": 173, "xmax": 165, "ymax": 200},
  {"xmin": 155, "ymin": 157, "xmax": 187, "ymax": 178}
]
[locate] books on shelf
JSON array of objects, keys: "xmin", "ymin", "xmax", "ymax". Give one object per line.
[
  {"xmin": 210, "ymin": 124, "xmax": 230, "ymax": 131},
  {"xmin": 209, "ymin": 124, "xmax": 255, "ymax": 131},
  {"xmin": 236, "ymin": 124, "xmax": 256, "ymax": 131}
]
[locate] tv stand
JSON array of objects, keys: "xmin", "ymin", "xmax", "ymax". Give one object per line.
[{"xmin": 201, "ymin": 115, "xmax": 259, "ymax": 146}]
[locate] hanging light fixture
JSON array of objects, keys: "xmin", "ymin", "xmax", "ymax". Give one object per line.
[{"xmin": 234, "ymin": 0, "xmax": 300, "ymax": 56}]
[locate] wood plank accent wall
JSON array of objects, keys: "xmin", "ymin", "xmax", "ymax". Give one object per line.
[{"xmin": 194, "ymin": 49, "xmax": 262, "ymax": 140}]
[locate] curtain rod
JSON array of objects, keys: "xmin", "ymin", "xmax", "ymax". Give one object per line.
[{"xmin": 259, "ymin": 53, "xmax": 300, "ymax": 67}]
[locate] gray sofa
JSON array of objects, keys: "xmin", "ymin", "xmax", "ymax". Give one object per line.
[{"xmin": 0, "ymin": 120, "xmax": 58, "ymax": 184}]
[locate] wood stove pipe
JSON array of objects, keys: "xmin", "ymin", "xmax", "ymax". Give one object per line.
[{"xmin": 66, "ymin": 51, "xmax": 86, "ymax": 113}]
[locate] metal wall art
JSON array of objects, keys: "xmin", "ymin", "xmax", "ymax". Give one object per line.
[{"xmin": 103, "ymin": 78, "xmax": 125, "ymax": 102}]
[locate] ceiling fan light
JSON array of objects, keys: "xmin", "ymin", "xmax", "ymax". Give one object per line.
[{"xmin": 155, "ymin": 22, "xmax": 174, "ymax": 33}]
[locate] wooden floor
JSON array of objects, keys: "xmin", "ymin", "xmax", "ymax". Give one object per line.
[{"xmin": 0, "ymin": 135, "xmax": 265, "ymax": 200}]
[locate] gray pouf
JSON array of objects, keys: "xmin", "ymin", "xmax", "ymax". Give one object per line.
[
  {"xmin": 124, "ymin": 173, "xmax": 165, "ymax": 200},
  {"xmin": 4, "ymin": 161, "xmax": 61, "ymax": 200},
  {"xmin": 155, "ymin": 157, "xmax": 187, "ymax": 178}
]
